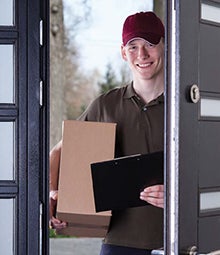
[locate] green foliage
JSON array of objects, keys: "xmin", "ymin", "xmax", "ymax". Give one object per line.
[
  {"xmin": 98, "ymin": 63, "xmax": 121, "ymax": 94},
  {"xmin": 49, "ymin": 228, "xmax": 57, "ymax": 238},
  {"xmin": 49, "ymin": 228, "xmax": 72, "ymax": 238}
]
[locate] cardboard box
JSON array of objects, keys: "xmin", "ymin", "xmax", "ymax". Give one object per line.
[{"xmin": 56, "ymin": 120, "xmax": 116, "ymax": 237}]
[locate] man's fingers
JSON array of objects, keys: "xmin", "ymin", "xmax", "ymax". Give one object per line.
[
  {"xmin": 140, "ymin": 184, "xmax": 164, "ymax": 208},
  {"xmin": 144, "ymin": 184, "xmax": 164, "ymax": 193},
  {"xmin": 50, "ymin": 216, "xmax": 67, "ymax": 229}
]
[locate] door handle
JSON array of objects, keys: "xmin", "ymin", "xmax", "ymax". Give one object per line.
[
  {"xmin": 151, "ymin": 248, "xmax": 164, "ymax": 255},
  {"xmin": 189, "ymin": 84, "xmax": 200, "ymax": 103},
  {"xmin": 185, "ymin": 246, "xmax": 220, "ymax": 255},
  {"xmin": 207, "ymin": 251, "xmax": 220, "ymax": 255},
  {"xmin": 151, "ymin": 246, "xmax": 220, "ymax": 255}
]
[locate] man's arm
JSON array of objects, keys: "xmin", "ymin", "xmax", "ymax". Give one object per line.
[
  {"xmin": 50, "ymin": 140, "xmax": 62, "ymax": 191},
  {"xmin": 49, "ymin": 140, "xmax": 67, "ymax": 229}
]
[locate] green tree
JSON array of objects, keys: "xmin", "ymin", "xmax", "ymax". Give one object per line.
[
  {"xmin": 50, "ymin": 0, "xmax": 92, "ymax": 148},
  {"xmin": 98, "ymin": 63, "xmax": 120, "ymax": 94},
  {"xmin": 153, "ymin": 0, "xmax": 165, "ymax": 22}
]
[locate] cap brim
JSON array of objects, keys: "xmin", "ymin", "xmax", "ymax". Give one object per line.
[{"xmin": 124, "ymin": 32, "xmax": 161, "ymax": 46}]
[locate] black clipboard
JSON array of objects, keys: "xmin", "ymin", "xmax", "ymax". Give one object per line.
[{"xmin": 91, "ymin": 151, "xmax": 164, "ymax": 212}]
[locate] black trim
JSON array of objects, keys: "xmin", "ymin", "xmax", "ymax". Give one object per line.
[{"xmin": 0, "ymin": 0, "xmax": 49, "ymax": 254}]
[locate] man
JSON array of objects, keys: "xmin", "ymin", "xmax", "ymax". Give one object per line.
[{"xmin": 50, "ymin": 11, "xmax": 165, "ymax": 255}]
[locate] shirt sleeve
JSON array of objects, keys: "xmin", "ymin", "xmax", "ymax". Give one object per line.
[{"xmin": 77, "ymin": 96, "xmax": 102, "ymax": 122}]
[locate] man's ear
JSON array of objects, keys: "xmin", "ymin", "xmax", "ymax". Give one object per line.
[{"xmin": 121, "ymin": 45, "xmax": 127, "ymax": 61}]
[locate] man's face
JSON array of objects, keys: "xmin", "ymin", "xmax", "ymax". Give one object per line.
[{"xmin": 121, "ymin": 38, "xmax": 164, "ymax": 82}]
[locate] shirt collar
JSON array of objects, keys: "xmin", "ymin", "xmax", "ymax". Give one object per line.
[
  {"xmin": 124, "ymin": 81, "xmax": 164, "ymax": 105},
  {"xmin": 123, "ymin": 82, "xmax": 136, "ymax": 98}
]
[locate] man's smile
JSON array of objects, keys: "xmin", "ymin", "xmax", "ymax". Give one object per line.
[{"xmin": 136, "ymin": 62, "xmax": 153, "ymax": 68}]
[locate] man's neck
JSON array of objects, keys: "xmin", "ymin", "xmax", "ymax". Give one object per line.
[{"xmin": 133, "ymin": 77, "xmax": 164, "ymax": 104}]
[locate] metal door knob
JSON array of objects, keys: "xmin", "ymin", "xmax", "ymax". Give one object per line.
[
  {"xmin": 187, "ymin": 246, "xmax": 220, "ymax": 255},
  {"xmin": 151, "ymin": 246, "xmax": 220, "ymax": 255},
  {"xmin": 207, "ymin": 251, "xmax": 220, "ymax": 255}
]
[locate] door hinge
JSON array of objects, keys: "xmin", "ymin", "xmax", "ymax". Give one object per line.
[
  {"xmin": 39, "ymin": 80, "xmax": 43, "ymax": 106},
  {"xmin": 40, "ymin": 20, "xmax": 43, "ymax": 46}
]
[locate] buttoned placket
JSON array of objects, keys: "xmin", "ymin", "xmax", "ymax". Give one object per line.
[{"xmin": 131, "ymin": 95, "xmax": 152, "ymax": 152}]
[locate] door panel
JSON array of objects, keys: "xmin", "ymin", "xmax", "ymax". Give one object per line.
[
  {"xmin": 197, "ymin": 0, "xmax": 220, "ymax": 252},
  {"xmin": 165, "ymin": 0, "xmax": 220, "ymax": 254},
  {"xmin": 200, "ymin": 24, "xmax": 220, "ymax": 93},
  {"xmin": 199, "ymin": 216, "xmax": 220, "ymax": 251},
  {"xmin": 199, "ymin": 122, "xmax": 220, "ymax": 187}
]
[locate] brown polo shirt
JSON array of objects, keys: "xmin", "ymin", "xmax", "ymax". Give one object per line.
[{"xmin": 78, "ymin": 82, "xmax": 164, "ymax": 249}]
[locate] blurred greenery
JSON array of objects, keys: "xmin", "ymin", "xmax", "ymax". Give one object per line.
[
  {"xmin": 49, "ymin": 228, "xmax": 72, "ymax": 238},
  {"xmin": 98, "ymin": 63, "xmax": 121, "ymax": 94}
]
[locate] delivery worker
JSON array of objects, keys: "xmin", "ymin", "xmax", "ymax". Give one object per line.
[{"xmin": 50, "ymin": 11, "xmax": 165, "ymax": 255}]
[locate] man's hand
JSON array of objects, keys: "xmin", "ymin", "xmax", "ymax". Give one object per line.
[
  {"xmin": 140, "ymin": 184, "xmax": 164, "ymax": 208},
  {"xmin": 50, "ymin": 215, "xmax": 67, "ymax": 229},
  {"xmin": 49, "ymin": 191, "xmax": 67, "ymax": 229}
]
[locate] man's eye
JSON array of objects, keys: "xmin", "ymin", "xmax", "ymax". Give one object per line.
[
  {"xmin": 147, "ymin": 43, "xmax": 155, "ymax": 48},
  {"xmin": 128, "ymin": 46, "xmax": 136, "ymax": 51}
]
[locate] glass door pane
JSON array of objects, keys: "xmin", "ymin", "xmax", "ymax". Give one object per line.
[
  {"xmin": 200, "ymin": 191, "xmax": 220, "ymax": 211},
  {"xmin": 201, "ymin": 0, "xmax": 220, "ymax": 24},
  {"xmin": 0, "ymin": 45, "xmax": 15, "ymax": 103},
  {"xmin": 200, "ymin": 97, "xmax": 220, "ymax": 117},
  {"xmin": 0, "ymin": 122, "xmax": 15, "ymax": 180},
  {"xmin": 0, "ymin": 198, "xmax": 15, "ymax": 255},
  {"xmin": 0, "ymin": 0, "xmax": 14, "ymax": 26}
]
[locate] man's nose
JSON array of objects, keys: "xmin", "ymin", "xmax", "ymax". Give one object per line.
[{"xmin": 137, "ymin": 47, "xmax": 149, "ymax": 59}]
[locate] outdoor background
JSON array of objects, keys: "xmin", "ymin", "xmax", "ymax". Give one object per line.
[
  {"xmin": 50, "ymin": 0, "xmax": 164, "ymax": 254},
  {"xmin": 50, "ymin": 0, "xmax": 164, "ymax": 148}
]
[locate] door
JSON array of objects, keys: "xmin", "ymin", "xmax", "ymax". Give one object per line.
[
  {"xmin": 164, "ymin": 0, "xmax": 220, "ymax": 254},
  {"xmin": 0, "ymin": 0, "xmax": 49, "ymax": 254}
]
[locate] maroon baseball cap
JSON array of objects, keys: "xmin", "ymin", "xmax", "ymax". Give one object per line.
[{"xmin": 122, "ymin": 11, "xmax": 165, "ymax": 46}]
